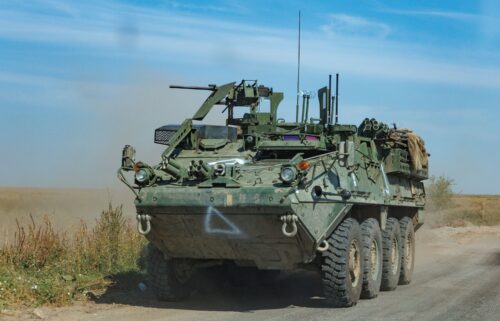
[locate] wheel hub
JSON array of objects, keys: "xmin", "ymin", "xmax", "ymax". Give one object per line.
[
  {"xmin": 370, "ymin": 240, "xmax": 380, "ymax": 280},
  {"xmin": 390, "ymin": 237, "xmax": 399, "ymax": 275},
  {"xmin": 405, "ymin": 233, "xmax": 414, "ymax": 270},
  {"xmin": 349, "ymin": 240, "xmax": 361, "ymax": 287}
]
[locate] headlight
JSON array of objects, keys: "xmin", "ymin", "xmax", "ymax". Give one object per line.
[
  {"xmin": 135, "ymin": 169, "xmax": 150, "ymax": 184},
  {"xmin": 280, "ymin": 167, "xmax": 296, "ymax": 183}
]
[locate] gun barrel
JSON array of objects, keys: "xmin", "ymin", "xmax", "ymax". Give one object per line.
[{"xmin": 169, "ymin": 85, "xmax": 217, "ymax": 91}]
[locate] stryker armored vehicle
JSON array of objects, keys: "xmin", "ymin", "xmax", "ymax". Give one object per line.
[{"xmin": 118, "ymin": 76, "xmax": 429, "ymax": 307}]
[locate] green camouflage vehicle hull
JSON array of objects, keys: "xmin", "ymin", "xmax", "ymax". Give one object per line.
[{"xmin": 119, "ymin": 78, "xmax": 428, "ymax": 306}]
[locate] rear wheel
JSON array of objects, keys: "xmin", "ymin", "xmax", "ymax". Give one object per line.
[
  {"xmin": 399, "ymin": 217, "xmax": 415, "ymax": 285},
  {"xmin": 380, "ymin": 218, "xmax": 402, "ymax": 291},
  {"xmin": 146, "ymin": 243, "xmax": 195, "ymax": 301},
  {"xmin": 321, "ymin": 218, "xmax": 363, "ymax": 307},
  {"xmin": 360, "ymin": 218, "xmax": 383, "ymax": 299}
]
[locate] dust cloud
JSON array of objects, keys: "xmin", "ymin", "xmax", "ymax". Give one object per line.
[
  {"xmin": 0, "ymin": 187, "xmax": 136, "ymax": 244},
  {"xmin": 0, "ymin": 68, "xmax": 227, "ymax": 235},
  {"xmin": 71, "ymin": 68, "xmax": 221, "ymax": 189}
]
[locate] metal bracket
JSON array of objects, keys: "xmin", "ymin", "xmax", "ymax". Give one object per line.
[
  {"xmin": 280, "ymin": 214, "xmax": 298, "ymax": 237},
  {"xmin": 117, "ymin": 168, "xmax": 141, "ymax": 200},
  {"xmin": 316, "ymin": 240, "xmax": 329, "ymax": 252},
  {"xmin": 136, "ymin": 214, "xmax": 152, "ymax": 235}
]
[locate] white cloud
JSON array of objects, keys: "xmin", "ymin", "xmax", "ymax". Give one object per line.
[
  {"xmin": 384, "ymin": 6, "xmax": 500, "ymax": 43},
  {"xmin": 168, "ymin": 0, "xmax": 247, "ymax": 14},
  {"xmin": 321, "ymin": 14, "xmax": 391, "ymax": 38},
  {"xmin": 1, "ymin": 1, "xmax": 500, "ymax": 90},
  {"xmin": 384, "ymin": 9, "xmax": 478, "ymax": 22}
]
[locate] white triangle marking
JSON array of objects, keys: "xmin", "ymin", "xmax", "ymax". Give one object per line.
[{"xmin": 204, "ymin": 206, "xmax": 242, "ymax": 235}]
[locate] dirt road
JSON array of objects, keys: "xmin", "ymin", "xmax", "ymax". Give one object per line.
[{"xmin": 3, "ymin": 226, "xmax": 500, "ymax": 321}]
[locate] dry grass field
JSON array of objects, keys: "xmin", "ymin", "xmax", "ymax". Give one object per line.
[
  {"xmin": 0, "ymin": 187, "xmax": 135, "ymax": 244},
  {"xmin": 427, "ymin": 194, "xmax": 500, "ymax": 227},
  {"xmin": 0, "ymin": 188, "xmax": 144, "ymax": 308}
]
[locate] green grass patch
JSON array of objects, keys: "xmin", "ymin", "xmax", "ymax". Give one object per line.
[{"xmin": 0, "ymin": 204, "xmax": 146, "ymax": 308}]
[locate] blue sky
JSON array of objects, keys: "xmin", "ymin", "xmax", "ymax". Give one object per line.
[{"xmin": 1, "ymin": 0, "xmax": 499, "ymax": 193}]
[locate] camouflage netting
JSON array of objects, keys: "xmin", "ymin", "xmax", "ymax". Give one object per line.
[
  {"xmin": 397, "ymin": 129, "xmax": 428, "ymax": 171},
  {"xmin": 358, "ymin": 118, "xmax": 428, "ymax": 171}
]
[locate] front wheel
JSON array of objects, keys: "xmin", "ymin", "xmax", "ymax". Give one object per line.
[
  {"xmin": 321, "ymin": 218, "xmax": 363, "ymax": 307},
  {"xmin": 146, "ymin": 243, "xmax": 195, "ymax": 301}
]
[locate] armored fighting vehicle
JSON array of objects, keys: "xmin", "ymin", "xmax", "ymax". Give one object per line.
[{"xmin": 118, "ymin": 76, "xmax": 428, "ymax": 307}]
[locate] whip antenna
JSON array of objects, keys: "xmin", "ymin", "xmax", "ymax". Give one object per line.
[{"xmin": 295, "ymin": 10, "xmax": 301, "ymax": 123}]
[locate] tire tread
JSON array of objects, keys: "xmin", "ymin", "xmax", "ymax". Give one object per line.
[
  {"xmin": 360, "ymin": 218, "xmax": 383, "ymax": 299},
  {"xmin": 380, "ymin": 217, "xmax": 402, "ymax": 291},
  {"xmin": 321, "ymin": 218, "xmax": 363, "ymax": 307}
]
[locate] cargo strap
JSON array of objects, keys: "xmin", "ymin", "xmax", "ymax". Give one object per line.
[
  {"xmin": 280, "ymin": 214, "xmax": 298, "ymax": 237},
  {"xmin": 136, "ymin": 214, "xmax": 152, "ymax": 235}
]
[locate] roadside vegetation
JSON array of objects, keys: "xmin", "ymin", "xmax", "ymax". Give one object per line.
[
  {"xmin": 426, "ymin": 175, "xmax": 500, "ymax": 227},
  {"xmin": 0, "ymin": 204, "xmax": 146, "ymax": 308}
]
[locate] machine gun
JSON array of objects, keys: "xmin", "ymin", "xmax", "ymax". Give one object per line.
[
  {"xmin": 170, "ymin": 81, "xmax": 283, "ymax": 125},
  {"xmin": 169, "ymin": 84, "xmax": 218, "ymax": 91}
]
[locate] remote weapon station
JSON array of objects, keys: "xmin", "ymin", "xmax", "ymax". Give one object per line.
[{"xmin": 118, "ymin": 74, "xmax": 429, "ymax": 306}]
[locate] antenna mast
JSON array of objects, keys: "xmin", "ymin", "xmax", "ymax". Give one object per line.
[
  {"xmin": 335, "ymin": 73, "xmax": 339, "ymax": 124},
  {"xmin": 295, "ymin": 11, "xmax": 301, "ymax": 123}
]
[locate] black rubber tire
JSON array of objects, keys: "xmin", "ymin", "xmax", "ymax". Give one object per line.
[
  {"xmin": 399, "ymin": 217, "xmax": 415, "ymax": 285},
  {"xmin": 360, "ymin": 218, "xmax": 383, "ymax": 299},
  {"xmin": 380, "ymin": 217, "xmax": 402, "ymax": 291},
  {"xmin": 321, "ymin": 218, "xmax": 363, "ymax": 307},
  {"xmin": 146, "ymin": 243, "xmax": 194, "ymax": 301}
]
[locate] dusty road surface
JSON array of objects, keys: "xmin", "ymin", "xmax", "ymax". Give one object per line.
[{"xmin": 3, "ymin": 226, "xmax": 500, "ymax": 321}]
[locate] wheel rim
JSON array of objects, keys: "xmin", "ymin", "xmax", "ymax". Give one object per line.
[
  {"xmin": 349, "ymin": 240, "xmax": 361, "ymax": 287},
  {"xmin": 405, "ymin": 233, "xmax": 414, "ymax": 270},
  {"xmin": 390, "ymin": 237, "xmax": 399, "ymax": 275},
  {"xmin": 370, "ymin": 239, "xmax": 380, "ymax": 280}
]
